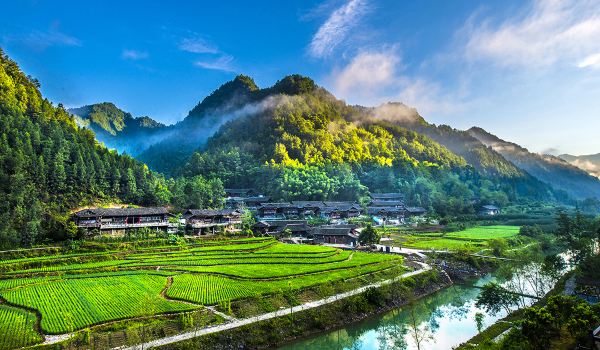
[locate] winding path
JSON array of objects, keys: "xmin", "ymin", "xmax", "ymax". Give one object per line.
[{"xmin": 116, "ymin": 262, "xmax": 431, "ymax": 350}]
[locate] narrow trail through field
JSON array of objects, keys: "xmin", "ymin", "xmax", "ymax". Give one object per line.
[
  {"xmin": 116, "ymin": 262, "xmax": 431, "ymax": 350},
  {"xmin": 204, "ymin": 306, "xmax": 237, "ymax": 322}
]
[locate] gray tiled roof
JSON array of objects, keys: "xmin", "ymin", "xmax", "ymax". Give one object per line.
[
  {"xmin": 74, "ymin": 207, "xmax": 168, "ymax": 217},
  {"xmin": 369, "ymin": 200, "xmax": 405, "ymax": 207},
  {"xmin": 184, "ymin": 209, "xmax": 240, "ymax": 218},
  {"xmin": 313, "ymin": 225, "xmax": 357, "ymax": 236},
  {"xmin": 370, "ymin": 193, "xmax": 404, "ymax": 199}
]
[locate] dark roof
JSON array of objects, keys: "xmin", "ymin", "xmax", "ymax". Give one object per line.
[
  {"xmin": 290, "ymin": 201, "xmax": 326, "ymax": 208},
  {"xmin": 74, "ymin": 207, "xmax": 168, "ymax": 217},
  {"xmin": 370, "ymin": 193, "xmax": 404, "ymax": 200},
  {"xmin": 322, "ymin": 202, "xmax": 361, "ymax": 210},
  {"xmin": 184, "ymin": 209, "xmax": 240, "ymax": 218},
  {"xmin": 313, "ymin": 225, "xmax": 358, "ymax": 236},
  {"xmin": 369, "ymin": 200, "xmax": 405, "ymax": 207},
  {"xmin": 481, "ymin": 205, "xmax": 500, "ymax": 210},
  {"xmin": 254, "ymin": 220, "xmax": 308, "ymax": 228},
  {"xmin": 224, "ymin": 188, "xmax": 255, "ymax": 196},
  {"xmin": 259, "ymin": 202, "xmax": 294, "ymax": 209},
  {"xmin": 406, "ymin": 207, "xmax": 427, "ymax": 214},
  {"xmin": 367, "ymin": 206, "xmax": 404, "ymax": 213},
  {"xmin": 285, "ymin": 223, "xmax": 311, "ymax": 232},
  {"xmin": 244, "ymin": 196, "xmax": 271, "ymax": 203}
]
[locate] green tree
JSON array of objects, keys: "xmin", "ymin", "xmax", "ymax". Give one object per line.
[
  {"xmin": 474, "ymin": 312, "xmax": 485, "ymax": 334},
  {"xmin": 475, "ymin": 282, "xmax": 520, "ymax": 316},
  {"xmin": 358, "ymin": 224, "xmax": 380, "ymax": 245}
]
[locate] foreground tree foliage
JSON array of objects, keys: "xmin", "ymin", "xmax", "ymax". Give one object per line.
[{"xmin": 498, "ymin": 295, "xmax": 600, "ymax": 350}]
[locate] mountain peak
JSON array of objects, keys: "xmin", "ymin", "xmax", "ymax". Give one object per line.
[
  {"xmin": 187, "ymin": 74, "xmax": 259, "ymax": 119},
  {"xmin": 268, "ymin": 74, "xmax": 317, "ymax": 95}
]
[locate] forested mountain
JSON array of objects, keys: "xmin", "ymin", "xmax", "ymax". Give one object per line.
[
  {"xmin": 0, "ymin": 49, "xmax": 224, "ymax": 248},
  {"xmin": 468, "ymin": 127, "xmax": 600, "ymax": 200},
  {"xmin": 560, "ymin": 153, "xmax": 600, "ymax": 179},
  {"xmin": 173, "ymin": 75, "xmax": 563, "ymax": 213},
  {"xmin": 137, "ymin": 75, "xmax": 264, "ymax": 173},
  {"xmin": 368, "ymin": 104, "xmax": 525, "ymax": 178},
  {"xmin": 68, "ymin": 103, "xmax": 169, "ymax": 156}
]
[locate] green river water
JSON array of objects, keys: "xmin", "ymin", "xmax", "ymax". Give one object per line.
[{"xmin": 279, "ymin": 274, "xmax": 511, "ymax": 350}]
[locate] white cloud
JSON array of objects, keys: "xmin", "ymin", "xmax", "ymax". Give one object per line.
[
  {"xmin": 329, "ymin": 49, "xmax": 465, "ymax": 116},
  {"xmin": 178, "ymin": 37, "xmax": 219, "ymax": 54},
  {"xmin": 121, "ymin": 49, "xmax": 149, "ymax": 60},
  {"xmin": 332, "ymin": 50, "xmax": 399, "ymax": 96},
  {"xmin": 3, "ymin": 28, "xmax": 81, "ymax": 51},
  {"xmin": 464, "ymin": 0, "xmax": 600, "ymax": 69},
  {"xmin": 578, "ymin": 53, "xmax": 600, "ymax": 69},
  {"xmin": 309, "ymin": 0, "xmax": 369, "ymax": 58},
  {"xmin": 194, "ymin": 55, "xmax": 235, "ymax": 72}
]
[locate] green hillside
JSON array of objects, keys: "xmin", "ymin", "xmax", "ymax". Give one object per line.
[
  {"xmin": 178, "ymin": 75, "xmax": 562, "ymax": 212},
  {"xmin": 0, "ymin": 49, "xmax": 222, "ymax": 248}
]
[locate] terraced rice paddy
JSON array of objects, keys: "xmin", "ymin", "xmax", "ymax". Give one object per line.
[
  {"xmin": 397, "ymin": 225, "xmax": 522, "ymax": 251},
  {"xmin": 0, "ymin": 305, "xmax": 43, "ymax": 350},
  {"xmin": 0, "ymin": 237, "xmax": 404, "ymax": 343}
]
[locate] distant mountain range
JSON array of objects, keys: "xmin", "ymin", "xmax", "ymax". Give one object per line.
[
  {"xmin": 68, "ymin": 103, "xmax": 170, "ymax": 156},
  {"xmin": 467, "ymin": 127, "xmax": 600, "ymax": 200},
  {"xmin": 67, "ymin": 74, "xmax": 600, "ymax": 202},
  {"xmin": 559, "ymin": 153, "xmax": 600, "ymax": 179}
]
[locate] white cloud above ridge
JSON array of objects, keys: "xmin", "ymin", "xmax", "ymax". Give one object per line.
[
  {"xmin": 194, "ymin": 55, "xmax": 235, "ymax": 72},
  {"xmin": 178, "ymin": 37, "xmax": 219, "ymax": 54},
  {"xmin": 309, "ymin": 0, "xmax": 369, "ymax": 58},
  {"xmin": 329, "ymin": 49, "xmax": 467, "ymax": 117},
  {"xmin": 464, "ymin": 0, "xmax": 600, "ymax": 70}
]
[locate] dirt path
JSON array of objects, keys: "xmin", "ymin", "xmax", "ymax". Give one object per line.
[{"xmin": 116, "ymin": 262, "xmax": 431, "ymax": 350}]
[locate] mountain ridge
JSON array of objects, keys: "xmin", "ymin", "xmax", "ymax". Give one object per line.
[
  {"xmin": 467, "ymin": 127, "xmax": 600, "ymax": 200},
  {"xmin": 559, "ymin": 153, "xmax": 600, "ymax": 179},
  {"xmin": 68, "ymin": 102, "xmax": 169, "ymax": 156}
]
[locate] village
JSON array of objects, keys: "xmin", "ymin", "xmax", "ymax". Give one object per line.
[
  {"xmin": 73, "ymin": 190, "xmax": 421, "ymax": 247},
  {"xmin": 71, "ymin": 189, "xmax": 506, "ymax": 249}
]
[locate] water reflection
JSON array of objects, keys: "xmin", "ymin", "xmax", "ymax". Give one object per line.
[{"xmin": 280, "ymin": 281, "xmax": 508, "ymax": 350}]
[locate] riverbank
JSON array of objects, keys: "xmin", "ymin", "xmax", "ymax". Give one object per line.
[
  {"xmin": 456, "ymin": 271, "xmax": 575, "ymax": 349},
  {"xmin": 152, "ymin": 268, "xmax": 451, "ymax": 349}
]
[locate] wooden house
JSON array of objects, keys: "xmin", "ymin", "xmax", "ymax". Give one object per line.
[
  {"xmin": 73, "ymin": 207, "xmax": 170, "ymax": 234},
  {"xmin": 183, "ymin": 209, "xmax": 242, "ymax": 235},
  {"xmin": 254, "ymin": 220, "xmax": 311, "ymax": 237},
  {"xmin": 312, "ymin": 225, "xmax": 359, "ymax": 245}
]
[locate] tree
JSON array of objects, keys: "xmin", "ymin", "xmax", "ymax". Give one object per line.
[
  {"xmin": 358, "ymin": 224, "xmax": 380, "ymax": 245},
  {"xmin": 240, "ymin": 207, "xmax": 256, "ymax": 235},
  {"xmin": 488, "ymin": 239, "xmax": 508, "ymax": 257},
  {"xmin": 406, "ymin": 297, "xmax": 433, "ymax": 350},
  {"xmin": 475, "ymin": 282, "xmax": 520, "ymax": 316},
  {"xmin": 474, "ymin": 312, "xmax": 485, "ymax": 334}
]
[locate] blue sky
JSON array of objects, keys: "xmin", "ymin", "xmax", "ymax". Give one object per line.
[{"xmin": 1, "ymin": 0, "xmax": 599, "ymax": 155}]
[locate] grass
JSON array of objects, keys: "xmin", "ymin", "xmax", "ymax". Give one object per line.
[
  {"xmin": 384, "ymin": 225, "xmax": 521, "ymax": 252},
  {"xmin": 0, "ymin": 237, "xmax": 405, "ymax": 337},
  {"xmin": 2, "ymin": 274, "xmax": 197, "ymax": 334},
  {"xmin": 0, "ymin": 305, "xmax": 43, "ymax": 350},
  {"xmin": 445, "ymin": 226, "xmax": 520, "ymax": 240}
]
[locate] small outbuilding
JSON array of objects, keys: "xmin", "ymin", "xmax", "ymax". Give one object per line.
[{"xmin": 479, "ymin": 205, "xmax": 500, "ymax": 216}]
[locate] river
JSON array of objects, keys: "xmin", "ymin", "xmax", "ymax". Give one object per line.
[{"xmin": 279, "ymin": 274, "xmax": 520, "ymax": 350}]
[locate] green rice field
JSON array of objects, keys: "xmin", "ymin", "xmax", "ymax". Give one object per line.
[
  {"xmin": 395, "ymin": 225, "xmax": 522, "ymax": 251},
  {"xmin": 0, "ymin": 237, "xmax": 404, "ymax": 342}
]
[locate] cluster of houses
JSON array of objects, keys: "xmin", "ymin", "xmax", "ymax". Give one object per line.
[
  {"xmin": 73, "ymin": 188, "xmax": 500, "ymax": 246},
  {"xmin": 72, "ymin": 207, "xmax": 243, "ymax": 236}
]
